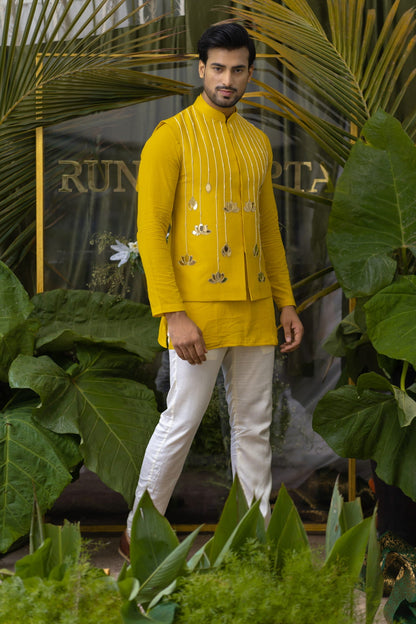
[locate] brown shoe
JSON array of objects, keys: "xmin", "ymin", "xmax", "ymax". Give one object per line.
[{"xmin": 118, "ymin": 529, "xmax": 130, "ymax": 562}]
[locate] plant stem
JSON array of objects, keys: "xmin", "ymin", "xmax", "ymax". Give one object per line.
[
  {"xmin": 401, "ymin": 361, "xmax": 409, "ymax": 391},
  {"xmin": 401, "ymin": 246, "xmax": 409, "ymax": 274}
]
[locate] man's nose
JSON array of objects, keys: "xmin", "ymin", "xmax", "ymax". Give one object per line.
[{"xmin": 223, "ymin": 70, "xmax": 233, "ymax": 85}]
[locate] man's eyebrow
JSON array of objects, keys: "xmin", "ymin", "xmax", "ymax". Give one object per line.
[{"xmin": 210, "ymin": 62, "xmax": 247, "ymax": 69}]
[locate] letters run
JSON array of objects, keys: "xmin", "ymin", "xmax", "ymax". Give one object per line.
[{"xmin": 58, "ymin": 159, "xmax": 329, "ymax": 194}]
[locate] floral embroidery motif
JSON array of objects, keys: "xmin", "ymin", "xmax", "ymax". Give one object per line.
[
  {"xmin": 188, "ymin": 197, "xmax": 198, "ymax": 211},
  {"xmin": 205, "ymin": 183, "xmax": 212, "ymax": 192},
  {"xmin": 221, "ymin": 244, "xmax": 231, "ymax": 257},
  {"xmin": 258, "ymin": 272, "xmax": 266, "ymax": 282},
  {"xmin": 192, "ymin": 223, "xmax": 211, "ymax": 236},
  {"xmin": 244, "ymin": 201, "xmax": 256, "ymax": 212},
  {"xmin": 209, "ymin": 271, "xmax": 227, "ymax": 283},
  {"xmin": 179, "ymin": 254, "xmax": 196, "ymax": 266},
  {"xmin": 253, "ymin": 244, "xmax": 259, "ymax": 257},
  {"xmin": 224, "ymin": 202, "xmax": 239, "ymax": 213}
]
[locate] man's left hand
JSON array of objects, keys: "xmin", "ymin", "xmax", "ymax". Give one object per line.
[{"xmin": 279, "ymin": 305, "xmax": 304, "ymax": 353}]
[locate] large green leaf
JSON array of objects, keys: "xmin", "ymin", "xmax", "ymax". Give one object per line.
[
  {"xmin": 135, "ymin": 531, "xmax": 199, "ymax": 607},
  {"xmin": 327, "ymin": 111, "xmax": 416, "ymax": 298},
  {"xmin": 365, "ymin": 276, "xmax": 416, "ymax": 369},
  {"xmin": 15, "ymin": 520, "xmax": 81, "ymax": 580},
  {"xmin": 212, "ymin": 500, "xmax": 263, "ymax": 568},
  {"xmin": 357, "ymin": 372, "xmax": 416, "ymax": 428},
  {"xmin": 0, "ymin": 401, "xmax": 81, "ymax": 553},
  {"xmin": 365, "ymin": 509, "xmax": 384, "ymax": 624},
  {"xmin": 130, "ymin": 495, "xmax": 200, "ymax": 606},
  {"xmin": 130, "ymin": 491, "xmax": 179, "ymax": 585},
  {"xmin": 31, "ymin": 289, "xmax": 160, "ymax": 361},
  {"xmin": 9, "ymin": 347, "xmax": 160, "ymax": 505},
  {"xmin": 0, "ymin": 319, "xmax": 38, "ymax": 383},
  {"xmin": 325, "ymin": 516, "xmax": 371, "ymax": 582},
  {"xmin": 204, "ymin": 474, "xmax": 249, "ymax": 565},
  {"xmin": 267, "ymin": 484, "xmax": 309, "ymax": 572},
  {"xmin": 313, "ymin": 385, "xmax": 416, "ymax": 501},
  {"xmin": 323, "ymin": 308, "xmax": 367, "ymax": 358},
  {"xmin": 325, "ymin": 478, "xmax": 343, "ymax": 559},
  {"xmin": 0, "ymin": 260, "xmax": 33, "ymax": 335}
]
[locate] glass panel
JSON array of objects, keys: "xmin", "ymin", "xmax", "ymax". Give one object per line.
[{"xmin": 42, "ymin": 58, "xmax": 372, "ymax": 524}]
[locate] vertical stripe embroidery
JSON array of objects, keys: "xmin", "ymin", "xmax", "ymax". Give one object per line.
[{"xmin": 173, "ymin": 102, "xmax": 269, "ymax": 286}]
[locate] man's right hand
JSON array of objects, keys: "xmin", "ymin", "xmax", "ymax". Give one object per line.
[{"xmin": 165, "ymin": 311, "xmax": 207, "ymax": 365}]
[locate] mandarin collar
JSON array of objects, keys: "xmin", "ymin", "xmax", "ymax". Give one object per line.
[{"xmin": 193, "ymin": 94, "xmax": 238, "ymax": 123}]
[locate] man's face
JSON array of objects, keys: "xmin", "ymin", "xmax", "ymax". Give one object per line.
[{"xmin": 198, "ymin": 47, "xmax": 253, "ymax": 116}]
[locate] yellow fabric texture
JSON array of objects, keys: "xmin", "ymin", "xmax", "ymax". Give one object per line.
[{"xmin": 137, "ymin": 95, "xmax": 296, "ymax": 349}]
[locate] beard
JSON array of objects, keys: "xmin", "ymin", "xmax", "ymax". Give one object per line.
[{"xmin": 203, "ymin": 85, "xmax": 242, "ymax": 110}]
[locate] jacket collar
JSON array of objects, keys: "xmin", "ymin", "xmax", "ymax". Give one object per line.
[{"xmin": 193, "ymin": 94, "xmax": 238, "ymax": 123}]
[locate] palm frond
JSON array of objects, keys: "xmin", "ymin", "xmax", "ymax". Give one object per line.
[
  {"xmin": 230, "ymin": 0, "xmax": 416, "ymax": 164},
  {"xmin": 0, "ymin": 0, "xmax": 191, "ymax": 269}
]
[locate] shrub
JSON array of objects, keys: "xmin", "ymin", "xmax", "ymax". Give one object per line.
[
  {"xmin": 173, "ymin": 540, "xmax": 356, "ymax": 624},
  {"xmin": 0, "ymin": 558, "xmax": 122, "ymax": 624}
]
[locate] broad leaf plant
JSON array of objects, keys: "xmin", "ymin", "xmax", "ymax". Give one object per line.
[
  {"xmin": 228, "ymin": 0, "xmax": 416, "ymax": 501},
  {"xmin": 0, "ymin": 260, "xmax": 161, "ymax": 552}
]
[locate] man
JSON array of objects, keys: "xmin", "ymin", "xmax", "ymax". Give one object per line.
[{"xmin": 120, "ymin": 21, "xmax": 303, "ymax": 558}]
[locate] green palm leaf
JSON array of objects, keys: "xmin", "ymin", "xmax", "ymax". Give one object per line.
[
  {"xmin": 232, "ymin": 0, "xmax": 416, "ymax": 165},
  {"xmin": 0, "ymin": 0, "xmax": 191, "ymax": 268}
]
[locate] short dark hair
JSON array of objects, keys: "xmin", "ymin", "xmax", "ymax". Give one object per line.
[{"xmin": 197, "ymin": 22, "xmax": 256, "ymax": 67}]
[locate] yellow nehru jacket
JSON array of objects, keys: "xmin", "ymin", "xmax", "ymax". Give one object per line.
[{"xmin": 137, "ymin": 95, "xmax": 296, "ymax": 349}]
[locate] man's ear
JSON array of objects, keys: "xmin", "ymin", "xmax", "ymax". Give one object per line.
[
  {"xmin": 248, "ymin": 65, "xmax": 254, "ymax": 81},
  {"xmin": 198, "ymin": 60, "xmax": 206, "ymax": 78}
]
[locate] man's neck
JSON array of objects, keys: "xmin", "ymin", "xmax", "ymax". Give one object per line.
[{"xmin": 201, "ymin": 90, "xmax": 236, "ymax": 118}]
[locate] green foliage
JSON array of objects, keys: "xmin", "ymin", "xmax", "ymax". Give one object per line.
[
  {"xmin": 0, "ymin": 401, "xmax": 82, "ymax": 551},
  {"xmin": 327, "ymin": 113, "xmax": 416, "ymax": 298},
  {"xmin": 313, "ymin": 111, "xmax": 416, "ymax": 502},
  {"xmin": 0, "ymin": 514, "xmax": 122, "ymax": 623},
  {"xmin": 173, "ymin": 543, "xmax": 356, "ymax": 624},
  {"xmin": 120, "ymin": 477, "xmax": 382, "ymax": 624},
  {"xmin": 267, "ymin": 483, "xmax": 309, "ymax": 571},
  {"xmin": 31, "ymin": 289, "xmax": 159, "ymax": 361},
  {"xmin": 0, "ymin": 0, "xmax": 191, "ymax": 269},
  {"xmin": 0, "ymin": 261, "xmax": 161, "ymax": 553},
  {"xmin": 232, "ymin": 0, "xmax": 416, "ymax": 167},
  {"xmin": 0, "ymin": 559, "xmax": 122, "ymax": 624}
]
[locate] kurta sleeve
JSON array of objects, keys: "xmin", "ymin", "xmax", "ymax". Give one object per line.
[
  {"xmin": 137, "ymin": 122, "xmax": 185, "ymax": 317},
  {"xmin": 259, "ymin": 140, "xmax": 296, "ymax": 309}
]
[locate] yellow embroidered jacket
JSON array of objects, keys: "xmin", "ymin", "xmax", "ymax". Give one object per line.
[{"xmin": 137, "ymin": 95, "xmax": 295, "ymax": 320}]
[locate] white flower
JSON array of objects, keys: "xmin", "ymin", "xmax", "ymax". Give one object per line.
[
  {"xmin": 128, "ymin": 241, "xmax": 139, "ymax": 255},
  {"xmin": 110, "ymin": 240, "xmax": 130, "ymax": 267}
]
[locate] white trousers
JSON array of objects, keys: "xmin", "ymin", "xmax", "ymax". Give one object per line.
[{"xmin": 127, "ymin": 345, "xmax": 275, "ymax": 533}]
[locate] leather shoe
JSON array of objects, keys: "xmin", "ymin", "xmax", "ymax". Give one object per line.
[{"xmin": 118, "ymin": 529, "xmax": 130, "ymax": 562}]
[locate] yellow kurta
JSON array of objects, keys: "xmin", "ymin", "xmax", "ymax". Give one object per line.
[{"xmin": 137, "ymin": 95, "xmax": 296, "ymax": 349}]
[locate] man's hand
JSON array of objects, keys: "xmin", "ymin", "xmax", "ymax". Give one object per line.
[
  {"xmin": 279, "ymin": 305, "xmax": 304, "ymax": 354},
  {"xmin": 165, "ymin": 311, "xmax": 207, "ymax": 365}
]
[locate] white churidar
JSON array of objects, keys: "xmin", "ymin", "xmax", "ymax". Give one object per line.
[{"xmin": 127, "ymin": 345, "xmax": 275, "ymax": 533}]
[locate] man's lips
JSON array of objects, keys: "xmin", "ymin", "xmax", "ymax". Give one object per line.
[{"xmin": 217, "ymin": 87, "xmax": 236, "ymax": 96}]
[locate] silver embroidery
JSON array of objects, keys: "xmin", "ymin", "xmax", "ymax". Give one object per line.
[
  {"xmin": 192, "ymin": 224, "xmax": 211, "ymax": 236},
  {"xmin": 253, "ymin": 244, "xmax": 259, "ymax": 257},
  {"xmin": 179, "ymin": 254, "xmax": 196, "ymax": 266},
  {"xmin": 221, "ymin": 244, "xmax": 231, "ymax": 257},
  {"xmin": 205, "ymin": 183, "xmax": 212, "ymax": 192},
  {"xmin": 209, "ymin": 271, "xmax": 227, "ymax": 283},
  {"xmin": 244, "ymin": 201, "xmax": 256, "ymax": 212},
  {"xmin": 188, "ymin": 197, "xmax": 198, "ymax": 211},
  {"xmin": 224, "ymin": 202, "xmax": 239, "ymax": 213}
]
